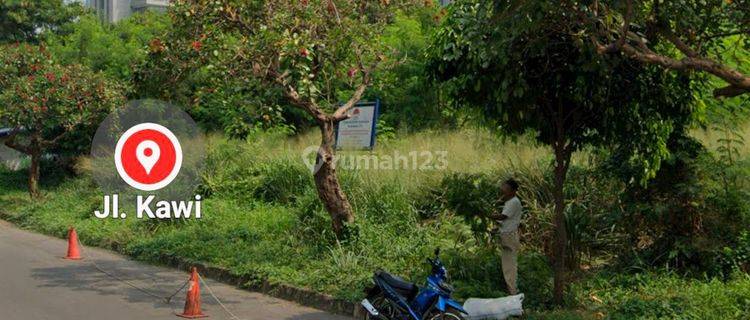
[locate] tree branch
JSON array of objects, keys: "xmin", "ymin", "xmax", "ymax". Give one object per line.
[
  {"xmin": 616, "ymin": 42, "xmax": 750, "ymax": 98},
  {"xmin": 703, "ymin": 28, "xmax": 750, "ymax": 40},
  {"xmin": 331, "ymin": 53, "xmax": 381, "ymax": 122},
  {"xmin": 602, "ymin": 0, "xmax": 633, "ymax": 53},
  {"xmin": 326, "ymin": 0, "xmax": 342, "ymax": 25},
  {"xmin": 713, "ymin": 85, "xmax": 748, "ymax": 98},
  {"xmin": 281, "ymin": 83, "xmax": 329, "ymax": 123},
  {"xmin": 39, "ymin": 127, "xmax": 73, "ymax": 149},
  {"xmin": 331, "ymin": 82, "xmax": 369, "ymax": 123},
  {"xmin": 659, "ymin": 25, "xmax": 699, "ymax": 58},
  {"xmin": 3, "ymin": 128, "xmax": 30, "ymax": 154},
  {"xmin": 588, "ymin": 2, "xmax": 750, "ymax": 98}
]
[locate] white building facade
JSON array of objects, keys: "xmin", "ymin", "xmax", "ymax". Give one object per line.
[{"xmin": 86, "ymin": 0, "xmax": 169, "ymax": 23}]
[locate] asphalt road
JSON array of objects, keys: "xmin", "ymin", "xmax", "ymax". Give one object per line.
[{"xmin": 0, "ymin": 220, "xmax": 352, "ymax": 320}]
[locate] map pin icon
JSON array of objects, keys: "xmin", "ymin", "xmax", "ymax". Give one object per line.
[{"xmin": 136, "ymin": 140, "xmax": 160, "ymax": 175}]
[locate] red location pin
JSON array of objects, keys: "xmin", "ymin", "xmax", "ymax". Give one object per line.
[
  {"xmin": 114, "ymin": 123, "xmax": 182, "ymax": 191},
  {"xmin": 136, "ymin": 140, "xmax": 160, "ymax": 174}
]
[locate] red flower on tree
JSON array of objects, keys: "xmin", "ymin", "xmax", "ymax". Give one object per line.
[
  {"xmin": 149, "ymin": 38, "xmax": 165, "ymax": 53},
  {"xmin": 0, "ymin": 44, "xmax": 125, "ymax": 198},
  {"xmin": 191, "ymin": 40, "xmax": 202, "ymax": 52}
]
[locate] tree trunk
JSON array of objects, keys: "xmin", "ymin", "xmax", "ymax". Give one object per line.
[
  {"xmin": 28, "ymin": 149, "xmax": 41, "ymax": 198},
  {"xmin": 551, "ymin": 143, "xmax": 571, "ymax": 306},
  {"xmin": 313, "ymin": 119, "xmax": 355, "ymax": 237}
]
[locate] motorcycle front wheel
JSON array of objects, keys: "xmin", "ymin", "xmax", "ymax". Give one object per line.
[{"xmin": 426, "ymin": 307, "xmax": 466, "ymax": 320}]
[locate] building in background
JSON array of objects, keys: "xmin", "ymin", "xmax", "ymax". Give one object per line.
[
  {"xmin": 0, "ymin": 128, "xmax": 23, "ymax": 170},
  {"xmin": 83, "ymin": 0, "xmax": 447, "ymax": 23},
  {"xmin": 86, "ymin": 0, "xmax": 169, "ymax": 23}
]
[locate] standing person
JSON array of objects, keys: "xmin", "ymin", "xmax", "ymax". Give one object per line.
[{"xmin": 494, "ymin": 178, "xmax": 523, "ymax": 295}]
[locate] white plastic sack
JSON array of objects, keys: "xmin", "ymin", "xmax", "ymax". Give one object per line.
[{"xmin": 463, "ymin": 293, "xmax": 524, "ymax": 320}]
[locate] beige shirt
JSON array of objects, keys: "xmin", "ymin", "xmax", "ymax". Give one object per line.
[{"xmin": 499, "ymin": 196, "xmax": 523, "ymax": 234}]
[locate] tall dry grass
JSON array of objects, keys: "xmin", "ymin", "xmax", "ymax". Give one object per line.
[
  {"xmin": 693, "ymin": 122, "xmax": 750, "ymax": 158},
  {"xmin": 215, "ymin": 128, "xmax": 602, "ymax": 195}
]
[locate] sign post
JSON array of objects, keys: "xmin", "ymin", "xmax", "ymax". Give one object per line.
[{"xmin": 335, "ymin": 100, "xmax": 379, "ymax": 150}]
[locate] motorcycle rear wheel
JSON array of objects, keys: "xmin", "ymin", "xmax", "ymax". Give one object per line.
[{"xmin": 364, "ymin": 292, "xmax": 397, "ymax": 320}]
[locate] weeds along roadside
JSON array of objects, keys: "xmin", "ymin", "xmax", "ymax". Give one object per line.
[{"xmin": 0, "ymin": 128, "xmax": 749, "ymax": 317}]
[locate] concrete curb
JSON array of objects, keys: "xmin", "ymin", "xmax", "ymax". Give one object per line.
[
  {"xmin": 169, "ymin": 256, "xmax": 361, "ymax": 318},
  {"xmin": 0, "ymin": 214, "xmax": 361, "ymax": 318}
]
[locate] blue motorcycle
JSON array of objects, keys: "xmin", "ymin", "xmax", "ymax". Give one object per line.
[{"xmin": 361, "ymin": 248, "xmax": 467, "ymax": 320}]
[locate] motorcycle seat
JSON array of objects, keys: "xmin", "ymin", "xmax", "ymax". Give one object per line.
[{"xmin": 375, "ymin": 271, "xmax": 419, "ymax": 301}]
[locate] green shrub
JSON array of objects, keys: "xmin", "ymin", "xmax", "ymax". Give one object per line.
[
  {"xmin": 518, "ymin": 252, "xmax": 555, "ymax": 308},
  {"xmin": 253, "ymin": 159, "xmax": 312, "ymax": 204},
  {"xmin": 524, "ymin": 310, "xmax": 593, "ymax": 320},
  {"xmin": 3, "ymin": 129, "xmax": 750, "ymax": 318},
  {"xmin": 572, "ymin": 272, "xmax": 750, "ymax": 320},
  {"xmin": 717, "ymin": 232, "xmax": 750, "ymax": 276},
  {"xmin": 431, "ymin": 168, "xmax": 553, "ymax": 245},
  {"xmin": 201, "ymin": 133, "xmax": 313, "ymax": 204},
  {"xmin": 439, "ymin": 172, "xmax": 503, "ymax": 239}
]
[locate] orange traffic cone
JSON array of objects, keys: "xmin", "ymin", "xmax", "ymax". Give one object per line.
[
  {"xmin": 64, "ymin": 227, "xmax": 82, "ymax": 260},
  {"xmin": 177, "ymin": 267, "xmax": 208, "ymax": 318}
]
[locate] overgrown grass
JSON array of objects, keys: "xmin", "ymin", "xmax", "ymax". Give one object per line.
[
  {"xmin": 693, "ymin": 124, "xmax": 750, "ymax": 158},
  {"xmin": 572, "ymin": 272, "xmax": 750, "ymax": 319},
  {"xmin": 0, "ymin": 129, "xmax": 561, "ymax": 306},
  {"xmin": 1, "ymin": 127, "xmax": 749, "ymax": 319},
  {"xmin": 230, "ymin": 128, "xmax": 560, "ymax": 192}
]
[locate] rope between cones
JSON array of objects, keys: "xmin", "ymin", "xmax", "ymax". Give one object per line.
[
  {"xmin": 70, "ymin": 228, "xmax": 246, "ymax": 319},
  {"xmin": 198, "ymin": 272, "xmax": 244, "ymax": 320},
  {"xmin": 75, "ymin": 235, "xmax": 190, "ymax": 308}
]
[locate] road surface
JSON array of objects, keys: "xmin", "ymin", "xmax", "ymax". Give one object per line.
[{"xmin": 0, "ymin": 220, "xmax": 352, "ymax": 320}]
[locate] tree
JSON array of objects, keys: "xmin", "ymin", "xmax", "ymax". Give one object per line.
[
  {"xmin": 0, "ymin": 44, "xmax": 124, "ymax": 197},
  {"xmin": 430, "ymin": 0, "xmax": 694, "ymax": 304},
  {"xmin": 45, "ymin": 11, "xmax": 171, "ymax": 82},
  {"xmin": 578, "ymin": 0, "xmax": 750, "ymax": 98},
  {"xmin": 139, "ymin": 0, "xmax": 424, "ymax": 236},
  {"xmin": 0, "ymin": 0, "xmax": 83, "ymax": 43},
  {"xmin": 371, "ymin": 8, "xmax": 450, "ymax": 130},
  {"xmin": 135, "ymin": 24, "xmax": 292, "ymax": 138}
]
